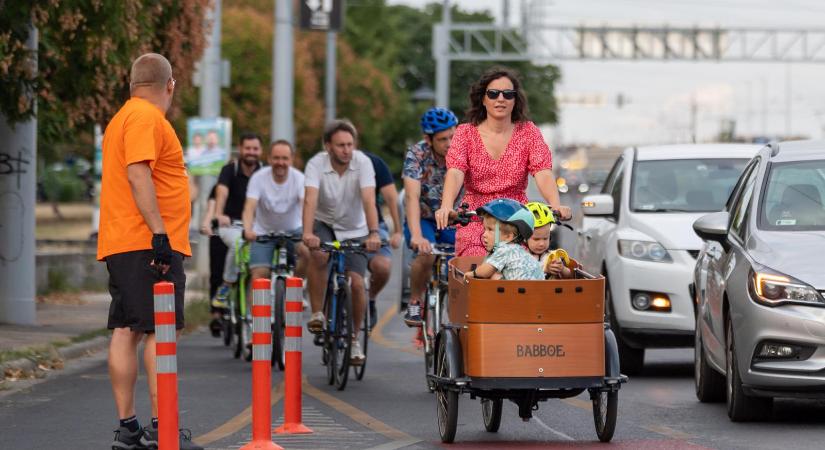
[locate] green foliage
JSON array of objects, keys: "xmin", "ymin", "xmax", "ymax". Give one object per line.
[
  {"xmin": 338, "ymin": 1, "xmax": 560, "ymax": 173},
  {"xmin": 40, "ymin": 166, "xmax": 87, "ymax": 202},
  {"xmin": 0, "ymin": 1, "xmax": 210, "ymax": 156}
]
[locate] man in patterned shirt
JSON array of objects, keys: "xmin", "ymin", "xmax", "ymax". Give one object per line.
[{"xmin": 402, "ymin": 108, "xmax": 462, "ymax": 326}]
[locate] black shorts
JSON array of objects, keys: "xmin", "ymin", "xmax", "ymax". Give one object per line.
[
  {"xmin": 313, "ymin": 221, "xmax": 368, "ymax": 276},
  {"xmin": 106, "ymin": 250, "xmax": 186, "ymax": 332}
]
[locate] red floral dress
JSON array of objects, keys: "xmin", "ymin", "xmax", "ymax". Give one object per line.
[{"xmin": 447, "ymin": 121, "xmax": 553, "ymax": 256}]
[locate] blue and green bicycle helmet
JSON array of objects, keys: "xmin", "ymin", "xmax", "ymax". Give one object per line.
[
  {"xmin": 420, "ymin": 107, "xmax": 458, "ymax": 135},
  {"xmin": 477, "ymin": 198, "xmax": 536, "ymax": 244}
]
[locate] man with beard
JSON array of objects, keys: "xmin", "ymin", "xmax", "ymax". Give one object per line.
[
  {"xmin": 242, "ymin": 140, "xmax": 309, "ymax": 281},
  {"xmin": 302, "ymin": 119, "xmax": 381, "ymax": 366},
  {"xmin": 212, "ymin": 132, "xmax": 263, "ymax": 306}
]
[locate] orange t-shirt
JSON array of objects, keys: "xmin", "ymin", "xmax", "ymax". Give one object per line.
[{"xmin": 97, "ymin": 97, "xmax": 192, "ymax": 260}]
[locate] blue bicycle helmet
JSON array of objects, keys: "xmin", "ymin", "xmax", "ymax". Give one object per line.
[
  {"xmin": 420, "ymin": 107, "xmax": 458, "ymax": 135},
  {"xmin": 477, "ymin": 198, "xmax": 536, "ymax": 244}
]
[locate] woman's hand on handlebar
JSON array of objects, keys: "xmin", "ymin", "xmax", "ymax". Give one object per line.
[
  {"xmin": 434, "ymin": 207, "xmax": 453, "ymax": 230},
  {"xmin": 303, "ymin": 233, "xmax": 320, "ymax": 250},
  {"xmin": 410, "ymin": 234, "xmax": 432, "ymax": 254}
]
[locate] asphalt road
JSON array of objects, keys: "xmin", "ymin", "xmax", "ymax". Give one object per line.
[{"xmin": 3, "ymin": 206, "xmax": 825, "ymax": 449}]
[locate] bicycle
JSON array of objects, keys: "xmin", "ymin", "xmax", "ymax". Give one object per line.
[
  {"xmin": 222, "ymin": 224, "xmax": 254, "ymax": 362},
  {"xmin": 317, "ymin": 239, "xmax": 385, "ymax": 390},
  {"xmin": 255, "ymin": 232, "xmax": 302, "ymax": 370}
]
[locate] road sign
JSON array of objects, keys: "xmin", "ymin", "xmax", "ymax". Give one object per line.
[{"xmin": 299, "ymin": 0, "xmax": 343, "ymax": 31}]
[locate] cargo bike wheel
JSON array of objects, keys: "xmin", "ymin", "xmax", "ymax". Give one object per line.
[
  {"xmin": 590, "ymin": 388, "xmax": 618, "ymax": 442},
  {"xmin": 435, "ymin": 330, "xmax": 460, "ymax": 443},
  {"xmin": 481, "ymin": 398, "xmax": 502, "ymax": 432}
]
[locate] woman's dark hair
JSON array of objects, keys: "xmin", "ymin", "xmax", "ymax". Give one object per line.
[{"xmin": 465, "ymin": 66, "xmax": 530, "ymax": 125}]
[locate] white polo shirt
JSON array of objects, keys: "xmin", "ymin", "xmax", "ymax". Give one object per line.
[{"xmin": 304, "ymin": 150, "xmax": 376, "ymax": 240}]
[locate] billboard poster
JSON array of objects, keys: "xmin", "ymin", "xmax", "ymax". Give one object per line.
[{"xmin": 186, "ymin": 117, "xmax": 232, "ymax": 176}]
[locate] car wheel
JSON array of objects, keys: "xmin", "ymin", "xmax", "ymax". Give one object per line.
[
  {"xmin": 694, "ymin": 325, "xmax": 725, "ymax": 402},
  {"xmin": 725, "ymin": 317, "xmax": 772, "ymax": 421},
  {"xmin": 605, "ymin": 276, "xmax": 644, "ymax": 375}
]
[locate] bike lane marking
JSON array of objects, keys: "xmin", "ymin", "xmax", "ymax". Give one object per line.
[
  {"xmin": 371, "ymin": 303, "xmax": 422, "ymax": 356},
  {"xmin": 193, "ymin": 381, "xmax": 285, "ymax": 447},
  {"xmin": 301, "ymin": 375, "xmax": 421, "ymax": 446}
]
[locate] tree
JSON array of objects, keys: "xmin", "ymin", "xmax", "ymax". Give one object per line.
[
  {"xmin": 0, "ymin": 0, "xmax": 212, "ymax": 156},
  {"xmin": 345, "ymin": 0, "xmax": 561, "ymax": 125}
]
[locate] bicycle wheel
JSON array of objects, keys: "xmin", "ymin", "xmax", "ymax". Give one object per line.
[
  {"xmin": 354, "ymin": 306, "xmax": 369, "ymax": 381},
  {"xmin": 423, "ymin": 286, "xmax": 436, "ymax": 391},
  {"xmin": 323, "ymin": 282, "xmax": 335, "ymax": 385},
  {"xmin": 231, "ymin": 292, "xmax": 243, "ymax": 359},
  {"xmin": 271, "ymin": 277, "xmax": 286, "ymax": 370},
  {"xmin": 333, "ymin": 283, "xmax": 353, "ymax": 391}
]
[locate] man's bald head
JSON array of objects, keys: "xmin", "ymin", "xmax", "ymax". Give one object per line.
[{"xmin": 129, "ymin": 53, "xmax": 173, "ymax": 94}]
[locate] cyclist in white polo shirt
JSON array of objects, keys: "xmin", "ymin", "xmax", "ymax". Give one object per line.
[
  {"xmin": 242, "ymin": 139, "xmax": 309, "ymax": 282},
  {"xmin": 302, "ymin": 119, "xmax": 381, "ymax": 365}
]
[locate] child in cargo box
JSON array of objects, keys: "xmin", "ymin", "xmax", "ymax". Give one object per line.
[
  {"xmin": 525, "ymin": 201, "xmax": 574, "ymax": 279},
  {"xmin": 463, "ymin": 198, "xmax": 544, "ymax": 281}
]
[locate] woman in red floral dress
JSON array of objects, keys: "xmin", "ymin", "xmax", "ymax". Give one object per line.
[{"xmin": 435, "ymin": 67, "xmax": 571, "ymax": 256}]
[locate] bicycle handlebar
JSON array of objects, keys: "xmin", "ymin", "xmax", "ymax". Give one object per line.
[
  {"xmin": 255, "ymin": 232, "xmax": 302, "ymax": 244},
  {"xmin": 318, "ymin": 239, "xmax": 389, "ymax": 253}
]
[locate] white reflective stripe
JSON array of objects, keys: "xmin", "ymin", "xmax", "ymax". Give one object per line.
[
  {"xmin": 284, "ymin": 336, "xmax": 302, "ymax": 352},
  {"xmin": 286, "ymin": 287, "xmax": 302, "ymax": 302},
  {"xmin": 154, "ymin": 324, "xmax": 176, "ymax": 343},
  {"xmin": 253, "ymin": 319, "xmax": 270, "ymax": 333},
  {"xmin": 157, "ymin": 355, "xmax": 177, "ymax": 374},
  {"xmin": 153, "ymin": 293, "xmax": 175, "ymax": 313},
  {"xmin": 253, "ymin": 345, "xmax": 270, "ymax": 361},
  {"xmin": 285, "ymin": 313, "xmax": 302, "ymax": 327},
  {"xmin": 253, "ymin": 287, "xmax": 271, "ymax": 306}
]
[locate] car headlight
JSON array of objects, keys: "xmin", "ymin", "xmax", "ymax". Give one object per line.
[
  {"xmin": 749, "ymin": 269, "xmax": 825, "ymax": 307},
  {"xmin": 617, "ymin": 239, "xmax": 672, "ymax": 263}
]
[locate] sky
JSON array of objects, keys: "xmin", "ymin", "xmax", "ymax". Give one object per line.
[{"xmin": 387, "ymin": 0, "xmax": 825, "ymax": 146}]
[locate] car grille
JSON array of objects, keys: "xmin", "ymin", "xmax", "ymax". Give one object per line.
[{"xmin": 687, "ymin": 250, "xmax": 700, "ymax": 259}]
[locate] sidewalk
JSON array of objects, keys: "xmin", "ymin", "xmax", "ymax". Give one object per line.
[{"xmin": 0, "ymin": 288, "xmax": 207, "ymax": 382}]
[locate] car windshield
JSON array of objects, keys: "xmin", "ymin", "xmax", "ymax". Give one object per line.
[
  {"xmin": 759, "ymin": 160, "xmax": 825, "ymax": 231},
  {"xmin": 631, "ymin": 158, "xmax": 748, "ymax": 213}
]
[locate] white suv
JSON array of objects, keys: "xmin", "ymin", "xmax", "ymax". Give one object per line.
[{"xmin": 577, "ymin": 144, "xmax": 760, "ymax": 374}]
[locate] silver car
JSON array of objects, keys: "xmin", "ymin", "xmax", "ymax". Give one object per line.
[{"xmin": 692, "ymin": 140, "xmax": 825, "ymax": 421}]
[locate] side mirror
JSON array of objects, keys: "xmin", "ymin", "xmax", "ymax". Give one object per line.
[
  {"xmin": 693, "ymin": 211, "xmax": 730, "ymax": 244},
  {"xmin": 581, "ymin": 194, "xmax": 614, "ymax": 216}
]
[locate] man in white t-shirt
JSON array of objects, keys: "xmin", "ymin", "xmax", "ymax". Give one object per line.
[
  {"xmin": 242, "ymin": 140, "xmax": 308, "ymax": 281},
  {"xmin": 302, "ymin": 119, "xmax": 381, "ymax": 365}
]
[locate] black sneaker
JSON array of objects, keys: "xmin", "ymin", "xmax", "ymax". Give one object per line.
[
  {"xmin": 404, "ymin": 302, "xmax": 422, "ymax": 327},
  {"xmin": 209, "ymin": 318, "xmax": 222, "ymax": 337},
  {"xmin": 369, "ymin": 300, "xmax": 378, "ymax": 330},
  {"xmin": 111, "ymin": 426, "xmax": 150, "ymax": 449},
  {"xmin": 141, "ymin": 427, "xmax": 203, "ymax": 450}
]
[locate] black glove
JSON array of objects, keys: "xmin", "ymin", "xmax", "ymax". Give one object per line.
[{"xmin": 151, "ymin": 233, "xmax": 173, "ymax": 267}]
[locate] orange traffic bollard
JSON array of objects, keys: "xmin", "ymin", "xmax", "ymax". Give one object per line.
[
  {"xmin": 240, "ymin": 278, "xmax": 283, "ymax": 450},
  {"xmin": 275, "ymin": 277, "xmax": 313, "ymax": 434},
  {"xmin": 154, "ymin": 282, "xmax": 179, "ymax": 450}
]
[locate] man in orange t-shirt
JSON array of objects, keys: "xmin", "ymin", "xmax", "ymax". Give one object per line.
[{"xmin": 98, "ymin": 53, "xmax": 200, "ymax": 450}]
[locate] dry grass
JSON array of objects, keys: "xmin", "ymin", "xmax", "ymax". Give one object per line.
[{"xmin": 35, "ymin": 202, "xmax": 94, "ymax": 240}]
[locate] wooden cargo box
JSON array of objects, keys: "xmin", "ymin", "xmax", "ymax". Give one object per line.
[{"xmin": 448, "ymin": 256, "xmax": 606, "ymax": 378}]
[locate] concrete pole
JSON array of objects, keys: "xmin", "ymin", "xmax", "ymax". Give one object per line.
[
  {"xmin": 325, "ymin": 31, "xmax": 337, "ymax": 124},
  {"xmin": 272, "ymin": 0, "xmax": 295, "ymax": 144},
  {"xmin": 195, "ymin": 0, "xmax": 223, "ymax": 277},
  {"xmin": 435, "ymin": 0, "xmax": 451, "ymax": 108},
  {"xmin": 502, "ymin": 0, "xmax": 510, "ymax": 27},
  {"xmin": 0, "ymin": 25, "xmax": 37, "ymax": 325}
]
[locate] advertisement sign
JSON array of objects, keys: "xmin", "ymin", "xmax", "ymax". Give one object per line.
[
  {"xmin": 299, "ymin": 0, "xmax": 344, "ymax": 31},
  {"xmin": 186, "ymin": 117, "xmax": 232, "ymax": 176}
]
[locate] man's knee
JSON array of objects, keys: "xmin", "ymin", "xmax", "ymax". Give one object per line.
[
  {"xmin": 369, "ymin": 255, "xmax": 391, "ymax": 276},
  {"xmin": 310, "ymin": 250, "xmax": 329, "ymax": 267},
  {"xmin": 350, "ymin": 273, "xmax": 365, "ymax": 290}
]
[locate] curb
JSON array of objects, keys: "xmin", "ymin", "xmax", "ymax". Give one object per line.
[{"xmin": 0, "ymin": 335, "xmax": 109, "ymax": 381}]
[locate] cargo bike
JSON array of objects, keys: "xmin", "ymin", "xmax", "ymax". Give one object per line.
[{"xmin": 427, "ymin": 254, "xmax": 627, "ymax": 443}]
